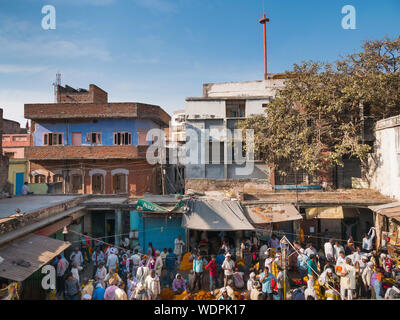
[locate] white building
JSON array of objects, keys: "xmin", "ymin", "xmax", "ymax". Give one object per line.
[
  {"xmin": 185, "ymin": 76, "xmax": 286, "ymax": 181},
  {"xmin": 369, "ymin": 114, "xmax": 400, "ymax": 200}
]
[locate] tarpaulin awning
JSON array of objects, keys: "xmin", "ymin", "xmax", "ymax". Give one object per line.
[
  {"xmin": 182, "ymin": 200, "xmax": 255, "ymax": 231},
  {"xmin": 244, "ymin": 204, "xmax": 302, "ymax": 224},
  {"xmin": 369, "ymin": 202, "xmax": 400, "ymax": 222},
  {"xmin": 306, "ymin": 206, "xmax": 359, "ymax": 219},
  {"xmin": 0, "ymin": 234, "xmax": 71, "ymax": 282},
  {"xmin": 136, "ymin": 199, "xmax": 183, "ymax": 213}
]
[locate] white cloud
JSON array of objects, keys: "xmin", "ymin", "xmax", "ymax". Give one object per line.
[
  {"xmin": 0, "ymin": 36, "xmax": 112, "ymax": 62},
  {"xmin": 0, "ymin": 89, "xmax": 53, "ymax": 126},
  {"xmin": 0, "ymin": 64, "xmax": 48, "ymax": 75}
]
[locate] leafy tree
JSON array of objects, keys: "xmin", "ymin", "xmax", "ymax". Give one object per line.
[{"xmin": 239, "ymin": 37, "xmax": 400, "ymax": 182}]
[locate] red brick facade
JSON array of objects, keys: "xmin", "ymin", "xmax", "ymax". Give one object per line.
[
  {"xmin": 25, "ymin": 103, "xmax": 170, "ymax": 127},
  {"xmin": 29, "ymin": 159, "xmax": 160, "ymax": 196},
  {"xmin": 0, "ymin": 109, "xmax": 10, "ymax": 191},
  {"xmin": 57, "ymin": 84, "xmax": 108, "ymax": 104},
  {"xmin": 25, "ymin": 145, "xmax": 148, "ymax": 160}
]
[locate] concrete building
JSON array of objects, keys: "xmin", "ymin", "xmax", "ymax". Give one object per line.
[
  {"xmin": 24, "ymin": 84, "xmax": 171, "ymax": 196},
  {"xmin": 369, "ymin": 114, "xmax": 400, "ymax": 200},
  {"xmin": 2, "ymin": 131, "xmax": 32, "ymax": 196},
  {"xmin": 185, "ymin": 77, "xmax": 285, "ymax": 187}
]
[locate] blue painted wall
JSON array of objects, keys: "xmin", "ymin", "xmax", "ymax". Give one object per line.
[
  {"xmin": 33, "ymin": 119, "xmax": 160, "ymax": 146},
  {"xmin": 139, "ymin": 216, "xmax": 186, "ymax": 254}
]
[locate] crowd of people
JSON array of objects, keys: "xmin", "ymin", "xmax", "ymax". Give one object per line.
[{"xmin": 49, "ymin": 228, "xmax": 400, "ymax": 300}]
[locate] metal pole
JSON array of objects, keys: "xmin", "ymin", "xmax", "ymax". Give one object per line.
[{"xmin": 259, "ymin": 14, "xmax": 270, "ymax": 80}]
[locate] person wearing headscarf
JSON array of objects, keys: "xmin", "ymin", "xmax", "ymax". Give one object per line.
[
  {"xmin": 218, "ymin": 287, "xmax": 232, "ymax": 300},
  {"xmin": 304, "ymin": 277, "xmax": 318, "ymax": 300},
  {"xmin": 319, "ymin": 268, "xmax": 339, "ymax": 300},
  {"xmin": 146, "ymin": 255, "xmax": 156, "ymax": 271},
  {"xmin": 249, "ymin": 281, "xmax": 263, "ymax": 300},
  {"xmin": 145, "ymin": 269, "xmax": 161, "ymax": 300},
  {"xmin": 127, "ymin": 273, "xmax": 138, "ymax": 300},
  {"xmin": 104, "ymin": 277, "xmax": 119, "ymax": 300},
  {"xmin": 172, "ymin": 273, "xmax": 186, "ymax": 294},
  {"xmin": 104, "ymin": 268, "xmax": 122, "ymax": 287},
  {"xmin": 136, "ymin": 258, "xmax": 150, "ymax": 284},
  {"xmin": 247, "ymin": 272, "xmax": 257, "ymax": 291},
  {"xmin": 81, "ymin": 279, "xmax": 94, "ymax": 298},
  {"xmin": 92, "ymin": 282, "xmax": 105, "ymax": 300}
]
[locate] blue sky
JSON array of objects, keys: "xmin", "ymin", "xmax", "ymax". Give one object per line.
[{"xmin": 0, "ymin": 0, "xmax": 399, "ymax": 125}]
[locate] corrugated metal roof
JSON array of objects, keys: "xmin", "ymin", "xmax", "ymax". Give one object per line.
[
  {"xmin": 0, "ymin": 234, "xmax": 71, "ymax": 282},
  {"xmin": 244, "ymin": 204, "xmax": 302, "ymax": 224}
]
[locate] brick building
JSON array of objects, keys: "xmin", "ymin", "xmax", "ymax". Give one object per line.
[{"xmin": 24, "ymin": 84, "xmax": 171, "ymax": 196}]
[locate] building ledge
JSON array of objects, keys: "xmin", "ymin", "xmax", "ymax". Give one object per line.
[{"xmin": 25, "ymin": 145, "xmax": 149, "ymax": 160}]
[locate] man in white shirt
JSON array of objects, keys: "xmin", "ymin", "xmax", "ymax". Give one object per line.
[
  {"xmin": 324, "ymin": 239, "xmax": 334, "ymax": 261},
  {"xmin": 174, "ymin": 235, "xmax": 185, "ymax": 262},
  {"xmin": 145, "ymin": 270, "xmax": 161, "ymax": 300},
  {"xmin": 222, "ymin": 253, "xmax": 235, "ymax": 287},
  {"xmin": 91, "ymin": 247, "xmax": 105, "ymax": 278},
  {"xmin": 339, "ymin": 258, "xmax": 356, "ymax": 300},
  {"xmin": 106, "ymin": 249, "xmax": 119, "ymax": 271},
  {"xmin": 304, "ymin": 243, "xmax": 317, "ymax": 258},
  {"xmin": 336, "ymin": 251, "xmax": 346, "ymax": 267},
  {"xmin": 362, "ymin": 228, "xmax": 376, "ymax": 253},
  {"xmin": 95, "ymin": 262, "xmax": 107, "ymax": 287},
  {"xmin": 70, "ymin": 247, "xmax": 83, "ymax": 267},
  {"xmin": 129, "ymin": 249, "xmax": 141, "ymax": 277}
]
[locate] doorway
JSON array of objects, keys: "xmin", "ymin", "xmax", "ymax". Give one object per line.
[{"xmin": 71, "ymin": 132, "xmax": 82, "ymax": 146}]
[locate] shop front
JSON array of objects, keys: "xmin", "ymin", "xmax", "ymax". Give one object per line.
[{"xmin": 182, "ymin": 200, "xmax": 255, "ymax": 257}]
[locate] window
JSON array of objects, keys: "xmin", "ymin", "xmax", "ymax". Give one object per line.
[
  {"xmin": 92, "ymin": 174, "xmax": 104, "ymax": 194},
  {"xmin": 226, "ymin": 100, "xmax": 246, "ymax": 118},
  {"xmin": 4, "ymin": 152, "xmax": 14, "ymax": 159},
  {"xmin": 114, "ymin": 132, "xmax": 132, "ymax": 146},
  {"xmin": 43, "ymin": 133, "xmax": 63, "ymax": 146},
  {"xmin": 53, "ymin": 174, "xmax": 63, "ymax": 183},
  {"xmin": 113, "ymin": 174, "xmax": 127, "ymax": 194},
  {"xmin": 208, "ymin": 141, "xmax": 224, "ymax": 164},
  {"xmin": 13, "ymin": 136, "xmax": 27, "ymax": 142},
  {"xmin": 86, "ymin": 132, "xmax": 102, "ymax": 145},
  {"xmin": 34, "ymin": 174, "xmax": 46, "ymax": 183},
  {"xmin": 71, "ymin": 175, "xmax": 83, "ymax": 193}
]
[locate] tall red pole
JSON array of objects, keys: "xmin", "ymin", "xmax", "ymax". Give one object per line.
[{"xmin": 259, "ymin": 13, "xmax": 270, "ymax": 80}]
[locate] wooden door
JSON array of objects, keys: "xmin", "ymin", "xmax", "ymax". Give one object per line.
[{"xmin": 71, "ymin": 132, "xmax": 82, "ymax": 146}]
